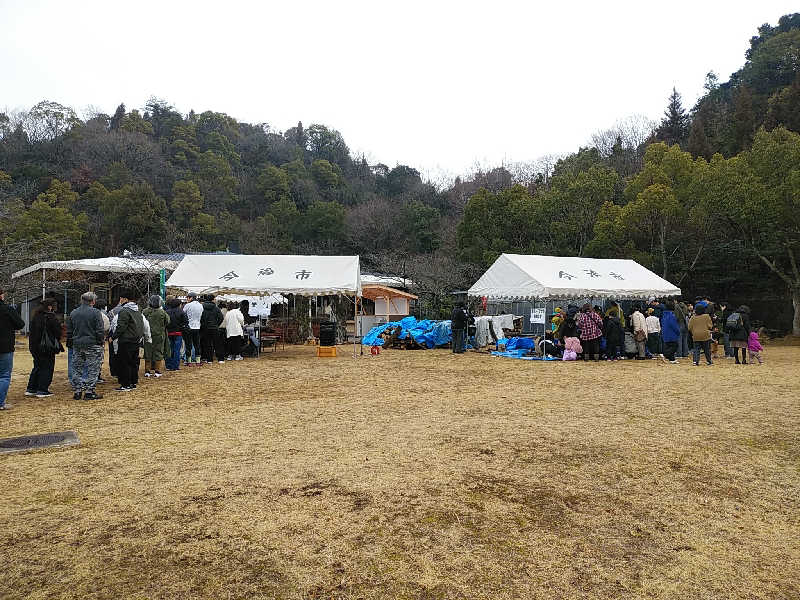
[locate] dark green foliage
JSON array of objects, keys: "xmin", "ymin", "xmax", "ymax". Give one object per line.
[{"xmin": 654, "ymin": 88, "xmax": 690, "ymax": 148}]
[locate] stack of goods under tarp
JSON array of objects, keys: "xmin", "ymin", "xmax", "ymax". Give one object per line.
[{"xmin": 362, "ymin": 316, "xmax": 452, "ymax": 349}]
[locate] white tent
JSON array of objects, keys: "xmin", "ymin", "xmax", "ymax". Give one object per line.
[
  {"xmin": 12, "ymin": 256, "xmax": 181, "ymax": 279},
  {"xmin": 166, "ymin": 254, "xmax": 361, "ymax": 296},
  {"xmin": 468, "ymin": 254, "xmax": 681, "ymax": 300}
]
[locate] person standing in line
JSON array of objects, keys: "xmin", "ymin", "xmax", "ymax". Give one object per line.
[
  {"xmin": 107, "ymin": 297, "xmax": 124, "ymax": 379},
  {"xmin": 67, "ymin": 291, "xmax": 105, "ymax": 400},
  {"xmin": 111, "ymin": 290, "xmax": 145, "ymax": 391},
  {"xmin": 604, "ymin": 301, "xmax": 625, "ymax": 330},
  {"xmin": 94, "ymin": 299, "xmax": 110, "ymax": 384},
  {"xmin": 26, "ymin": 298, "xmax": 62, "ymax": 398},
  {"xmin": 223, "ymin": 301, "xmax": 245, "ymax": 360},
  {"xmin": 715, "ymin": 301, "xmax": 733, "ymax": 358},
  {"xmin": 200, "ymin": 294, "xmax": 224, "ymax": 363},
  {"xmin": 165, "ymin": 298, "xmax": 188, "ymax": 371},
  {"xmin": 577, "ymin": 303, "xmax": 604, "ymax": 361},
  {"xmin": 143, "ymin": 295, "xmax": 170, "ymax": 377},
  {"xmin": 728, "ymin": 304, "xmax": 752, "ymax": 365},
  {"xmin": 630, "ymin": 304, "xmax": 647, "ymax": 360},
  {"xmin": 603, "ymin": 312, "xmax": 624, "ymax": 360},
  {"xmin": 217, "ymin": 300, "xmax": 229, "ymax": 362},
  {"xmin": 674, "ymin": 299, "xmax": 689, "ymax": 358},
  {"xmin": 660, "ymin": 300, "xmax": 681, "ymax": 364},
  {"xmin": 450, "ymin": 303, "xmax": 468, "ymax": 354},
  {"xmin": 688, "ymin": 303, "xmax": 713, "ymax": 366},
  {"xmin": 0, "ymin": 288, "xmax": 26, "ymax": 410},
  {"xmin": 183, "ymin": 293, "xmax": 203, "ymax": 366},
  {"xmin": 645, "ymin": 308, "xmax": 662, "ymax": 359}
]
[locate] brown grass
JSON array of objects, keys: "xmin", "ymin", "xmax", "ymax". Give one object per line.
[{"xmin": 1, "ymin": 340, "xmax": 799, "ymax": 599}]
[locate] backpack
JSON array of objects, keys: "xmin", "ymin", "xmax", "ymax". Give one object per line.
[{"xmin": 726, "ymin": 312, "xmax": 743, "ymax": 331}]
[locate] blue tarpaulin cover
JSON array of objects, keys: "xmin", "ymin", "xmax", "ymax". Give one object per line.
[{"xmin": 362, "ymin": 316, "xmax": 452, "ymax": 349}]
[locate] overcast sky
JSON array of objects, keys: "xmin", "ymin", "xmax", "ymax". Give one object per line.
[{"xmin": 1, "ymin": 1, "xmax": 797, "ymax": 177}]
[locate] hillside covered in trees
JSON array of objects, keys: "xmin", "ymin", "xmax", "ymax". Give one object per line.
[{"xmin": 1, "ymin": 13, "xmax": 799, "ymax": 332}]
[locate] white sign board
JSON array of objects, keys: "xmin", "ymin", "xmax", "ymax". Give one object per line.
[{"xmin": 530, "ymin": 308, "xmax": 546, "ymax": 324}]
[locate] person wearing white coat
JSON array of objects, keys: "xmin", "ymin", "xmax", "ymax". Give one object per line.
[{"xmin": 222, "ymin": 302, "xmax": 245, "ymax": 360}]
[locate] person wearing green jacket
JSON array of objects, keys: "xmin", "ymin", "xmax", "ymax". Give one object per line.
[{"xmin": 143, "ymin": 295, "xmax": 170, "ymax": 377}]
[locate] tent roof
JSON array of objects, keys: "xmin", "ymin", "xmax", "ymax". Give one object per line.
[
  {"xmin": 165, "ymin": 254, "xmax": 361, "ymax": 296},
  {"xmin": 12, "ymin": 256, "xmax": 182, "ymax": 279},
  {"xmin": 361, "ymin": 284, "xmax": 418, "ymax": 301},
  {"xmin": 468, "ymin": 254, "xmax": 681, "ymax": 300}
]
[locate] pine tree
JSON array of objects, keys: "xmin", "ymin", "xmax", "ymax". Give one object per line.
[
  {"xmin": 687, "ymin": 112, "xmax": 712, "ymax": 160},
  {"xmin": 733, "ymin": 85, "xmax": 756, "ymax": 151},
  {"xmin": 109, "ymin": 103, "xmax": 125, "ymax": 131},
  {"xmin": 655, "ymin": 87, "xmax": 689, "ymax": 147}
]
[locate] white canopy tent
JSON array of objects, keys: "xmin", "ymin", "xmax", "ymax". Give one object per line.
[
  {"xmin": 12, "ymin": 256, "xmax": 181, "ymax": 280},
  {"xmin": 166, "ymin": 254, "xmax": 361, "ymax": 297},
  {"xmin": 468, "ymin": 254, "xmax": 681, "ymax": 300},
  {"xmin": 166, "ymin": 254, "xmax": 362, "ymax": 355}
]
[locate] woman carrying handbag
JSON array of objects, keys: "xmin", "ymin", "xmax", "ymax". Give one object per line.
[{"xmin": 26, "ymin": 298, "xmax": 63, "ymax": 398}]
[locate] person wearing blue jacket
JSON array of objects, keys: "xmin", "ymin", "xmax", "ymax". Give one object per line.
[{"xmin": 660, "ymin": 300, "xmax": 681, "ymax": 364}]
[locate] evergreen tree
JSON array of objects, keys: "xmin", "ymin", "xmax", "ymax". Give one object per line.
[
  {"xmin": 688, "ymin": 111, "xmax": 712, "ymax": 160},
  {"xmin": 109, "ymin": 103, "xmax": 126, "ymax": 131},
  {"xmin": 655, "ymin": 87, "xmax": 690, "ymax": 147}
]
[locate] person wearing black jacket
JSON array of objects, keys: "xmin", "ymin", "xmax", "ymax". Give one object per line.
[
  {"xmin": 1, "ymin": 288, "xmax": 26, "ymax": 410},
  {"xmin": 728, "ymin": 304, "xmax": 752, "ymax": 365},
  {"xmin": 165, "ymin": 298, "xmax": 188, "ymax": 371},
  {"xmin": 604, "ymin": 314, "xmax": 624, "ymax": 360},
  {"xmin": 26, "ymin": 297, "xmax": 62, "ymax": 398},
  {"xmin": 199, "ymin": 295, "xmax": 224, "ymax": 363},
  {"xmin": 451, "ymin": 303, "xmax": 468, "ymax": 354},
  {"xmin": 112, "ymin": 290, "xmax": 145, "ymax": 391}
]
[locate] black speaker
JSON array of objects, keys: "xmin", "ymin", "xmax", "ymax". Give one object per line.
[{"xmin": 319, "ymin": 321, "xmax": 336, "ymax": 346}]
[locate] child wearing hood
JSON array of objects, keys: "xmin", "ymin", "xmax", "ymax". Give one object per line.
[
  {"xmin": 562, "ymin": 337, "xmax": 582, "ymax": 361},
  {"xmin": 747, "ymin": 330, "xmax": 764, "ymax": 365}
]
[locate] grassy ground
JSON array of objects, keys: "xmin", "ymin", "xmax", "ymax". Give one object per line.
[{"xmin": 1, "ymin": 340, "xmax": 798, "ymax": 599}]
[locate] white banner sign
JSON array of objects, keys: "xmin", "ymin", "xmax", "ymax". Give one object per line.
[{"xmin": 530, "ymin": 308, "xmax": 546, "ymax": 324}]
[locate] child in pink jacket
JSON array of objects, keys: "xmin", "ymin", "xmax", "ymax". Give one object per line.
[
  {"xmin": 747, "ymin": 330, "xmax": 764, "ymax": 365},
  {"xmin": 563, "ymin": 336, "xmax": 582, "ymax": 361}
]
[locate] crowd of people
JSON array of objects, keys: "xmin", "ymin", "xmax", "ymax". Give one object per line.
[
  {"xmin": 0, "ymin": 287, "xmax": 772, "ymax": 412},
  {"xmin": 0, "ymin": 288, "xmax": 258, "ymax": 410},
  {"xmin": 542, "ymin": 296, "xmax": 764, "ymax": 365}
]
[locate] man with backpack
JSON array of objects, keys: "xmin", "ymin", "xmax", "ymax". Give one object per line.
[{"xmin": 112, "ymin": 289, "xmax": 145, "ymax": 391}]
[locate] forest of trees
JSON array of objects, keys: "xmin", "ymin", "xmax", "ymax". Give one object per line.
[{"xmin": 1, "ymin": 13, "xmax": 799, "ymax": 333}]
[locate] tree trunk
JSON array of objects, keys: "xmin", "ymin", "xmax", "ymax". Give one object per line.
[{"xmin": 793, "ymin": 287, "xmax": 800, "ymax": 337}]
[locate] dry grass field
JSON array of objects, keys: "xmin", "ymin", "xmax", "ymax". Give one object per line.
[{"xmin": 1, "ymin": 339, "xmax": 799, "ymax": 600}]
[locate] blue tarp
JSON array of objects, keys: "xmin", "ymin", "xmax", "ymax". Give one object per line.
[
  {"xmin": 505, "ymin": 337, "xmax": 535, "ymax": 350},
  {"xmin": 490, "ymin": 351, "xmax": 559, "ymax": 361},
  {"xmin": 362, "ymin": 316, "xmax": 452, "ymax": 349}
]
